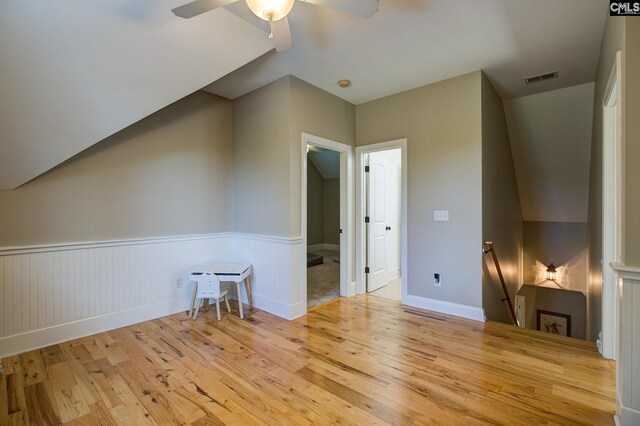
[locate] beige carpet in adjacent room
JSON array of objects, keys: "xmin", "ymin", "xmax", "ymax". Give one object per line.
[{"xmin": 307, "ymin": 249, "xmax": 340, "ymax": 308}]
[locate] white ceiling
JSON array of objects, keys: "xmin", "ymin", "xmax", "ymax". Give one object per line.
[
  {"xmin": 204, "ymin": 0, "xmax": 607, "ymax": 104},
  {"xmin": 0, "ymin": 0, "xmax": 608, "ymax": 189},
  {"xmin": 504, "ymin": 82, "xmax": 595, "ymax": 223},
  {"xmin": 0, "ymin": 1, "xmax": 272, "ymax": 189}
]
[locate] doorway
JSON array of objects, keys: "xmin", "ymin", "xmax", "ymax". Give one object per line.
[
  {"xmin": 306, "ymin": 145, "xmax": 341, "ymax": 308},
  {"xmin": 355, "ymin": 139, "xmax": 407, "ymax": 301},
  {"xmin": 366, "ymin": 149, "xmax": 402, "ymax": 299},
  {"xmin": 301, "ymin": 133, "xmax": 354, "ymax": 312}
]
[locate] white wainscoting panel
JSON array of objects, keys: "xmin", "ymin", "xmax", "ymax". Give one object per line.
[
  {"xmin": 0, "ymin": 232, "xmax": 305, "ymax": 357},
  {"xmin": 231, "ymin": 234, "xmax": 305, "ymax": 320},
  {"xmin": 612, "ymin": 263, "xmax": 640, "ymax": 426}
]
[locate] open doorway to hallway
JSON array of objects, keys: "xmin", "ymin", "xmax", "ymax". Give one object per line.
[
  {"xmin": 302, "ymin": 133, "xmax": 354, "ymax": 312},
  {"xmin": 306, "ymin": 145, "xmax": 342, "ymax": 308}
]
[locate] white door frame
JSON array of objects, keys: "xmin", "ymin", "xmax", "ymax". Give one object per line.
[
  {"xmin": 301, "ymin": 133, "xmax": 355, "ymax": 312},
  {"xmin": 601, "ymin": 51, "xmax": 623, "ymax": 360},
  {"xmin": 355, "ymin": 139, "xmax": 408, "ymax": 300}
]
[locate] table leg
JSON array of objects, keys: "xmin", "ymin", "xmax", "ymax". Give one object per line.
[
  {"xmin": 224, "ymin": 294, "xmax": 231, "ymax": 312},
  {"xmin": 244, "ymin": 277, "xmax": 253, "ymax": 308},
  {"xmin": 193, "ymin": 298, "xmax": 202, "ymax": 320},
  {"xmin": 236, "ymin": 282, "xmax": 244, "ymax": 319},
  {"xmin": 189, "ymin": 283, "xmax": 198, "ymax": 319}
]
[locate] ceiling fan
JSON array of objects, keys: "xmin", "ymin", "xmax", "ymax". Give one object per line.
[{"xmin": 171, "ymin": 0, "xmax": 379, "ymax": 53}]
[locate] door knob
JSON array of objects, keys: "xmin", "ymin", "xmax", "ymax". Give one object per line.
[{"xmin": 386, "ymin": 226, "xmax": 391, "ymax": 231}]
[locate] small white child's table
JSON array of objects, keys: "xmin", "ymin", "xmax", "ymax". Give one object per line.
[{"xmin": 188, "ymin": 263, "xmax": 253, "ymax": 319}]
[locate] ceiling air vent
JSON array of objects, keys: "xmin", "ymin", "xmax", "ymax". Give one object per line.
[{"xmin": 525, "ymin": 71, "xmax": 558, "ymax": 85}]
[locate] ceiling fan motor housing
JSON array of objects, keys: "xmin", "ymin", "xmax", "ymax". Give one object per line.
[{"xmin": 246, "ymin": 0, "xmax": 295, "ymax": 21}]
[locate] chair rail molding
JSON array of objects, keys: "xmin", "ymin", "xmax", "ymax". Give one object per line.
[{"xmin": 610, "ymin": 262, "xmax": 640, "ymax": 426}]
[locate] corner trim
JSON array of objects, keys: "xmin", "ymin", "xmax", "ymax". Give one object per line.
[
  {"xmin": 610, "ymin": 262, "xmax": 640, "ymax": 281},
  {"xmin": 403, "ymin": 294, "xmax": 486, "ymax": 322}
]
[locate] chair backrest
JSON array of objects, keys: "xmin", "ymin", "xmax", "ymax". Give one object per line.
[{"xmin": 195, "ymin": 273, "xmax": 222, "ymax": 298}]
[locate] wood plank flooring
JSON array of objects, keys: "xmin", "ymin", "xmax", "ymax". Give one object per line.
[{"xmin": 2, "ymin": 295, "xmax": 616, "ymax": 425}]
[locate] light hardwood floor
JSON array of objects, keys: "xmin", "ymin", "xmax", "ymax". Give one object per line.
[{"xmin": 2, "ymin": 296, "xmax": 616, "ymax": 425}]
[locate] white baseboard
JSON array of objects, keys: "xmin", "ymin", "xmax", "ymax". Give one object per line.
[
  {"xmin": 251, "ymin": 293, "xmax": 305, "ymax": 321},
  {"xmin": 402, "ymin": 294, "xmax": 486, "ymax": 322},
  {"xmin": 620, "ymin": 405, "xmax": 640, "ymax": 426},
  {"xmin": 0, "ymin": 297, "xmax": 192, "ymax": 358},
  {"xmin": 307, "ymin": 243, "xmax": 339, "ymax": 252}
]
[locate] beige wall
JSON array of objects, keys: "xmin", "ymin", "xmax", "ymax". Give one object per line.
[
  {"xmin": 232, "ymin": 77, "xmax": 292, "ymax": 236},
  {"xmin": 323, "ymin": 178, "xmax": 340, "ymax": 245},
  {"xmin": 307, "ymin": 160, "xmax": 324, "ymax": 246},
  {"xmin": 290, "ymin": 77, "xmax": 355, "ymax": 237},
  {"xmin": 523, "ymin": 221, "xmax": 587, "ymax": 293},
  {"xmin": 356, "ymin": 71, "xmax": 483, "ymax": 308},
  {"xmin": 517, "ymin": 284, "xmax": 586, "ymax": 340},
  {"xmin": 481, "ymin": 73, "xmax": 523, "ymax": 324},
  {"xmin": 233, "ymin": 76, "xmax": 355, "ymax": 238},
  {"xmin": 587, "ymin": 16, "xmax": 625, "ymax": 341},
  {"xmin": 0, "ymin": 91, "xmax": 233, "ymax": 246}
]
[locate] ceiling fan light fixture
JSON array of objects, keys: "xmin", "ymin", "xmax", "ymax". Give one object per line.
[{"xmin": 246, "ymin": 0, "xmax": 295, "ymax": 21}]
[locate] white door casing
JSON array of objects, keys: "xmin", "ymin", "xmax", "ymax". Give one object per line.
[
  {"xmin": 601, "ymin": 51, "xmax": 623, "ymax": 361},
  {"xmin": 301, "ymin": 133, "xmax": 355, "ymax": 312},
  {"xmin": 355, "ymin": 139, "xmax": 408, "ymax": 300}
]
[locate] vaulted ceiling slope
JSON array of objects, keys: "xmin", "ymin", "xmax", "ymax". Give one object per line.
[
  {"xmin": 0, "ymin": 1, "xmax": 273, "ymax": 190},
  {"xmin": 309, "ymin": 149, "xmax": 340, "ymax": 179},
  {"xmin": 1, "ymin": 0, "xmax": 607, "ymax": 189},
  {"xmin": 505, "ymin": 82, "xmax": 595, "ymax": 223},
  {"xmin": 205, "ymin": 0, "xmax": 606, "ymax": 104}
]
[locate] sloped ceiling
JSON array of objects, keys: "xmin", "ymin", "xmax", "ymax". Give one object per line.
[
  {"xmin": 0, "ymin": 0, "xmax": 273, "ymax": 189},
  {"xmin": 1, "ymin": 0, "xmax": 607, "ymax": 189},
  {"xmin": 308, "ymin": 149, "xmax": 340, "ymax": 179},
  {"xmin": 504, "ymin": 82, "xmax": 595, "ymax": 223},
  {"xmin": 205, "ymin": 0, "xmax": 606, "ymax": 104}
]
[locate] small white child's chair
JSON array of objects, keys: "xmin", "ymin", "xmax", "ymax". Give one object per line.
[{"xmin": 192, "ymin": 272, "xmax": 231, "ymax": 320}]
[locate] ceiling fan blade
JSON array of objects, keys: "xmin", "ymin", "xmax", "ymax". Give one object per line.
[
  {"xmin": 271, "ymin": 17, "xmax": 293, "ymax": 53},
  {"xmin": 300, "ymin": 0, "xmax": 378, "ymax": 18},
  {"xmin": 171, "ymin": 0, "xmax": 238, "ymax": 18}
]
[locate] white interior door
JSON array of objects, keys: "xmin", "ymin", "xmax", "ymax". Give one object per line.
[{"xmin": 367, "ymin": 152, "xmax": 389, "ymax": 292}]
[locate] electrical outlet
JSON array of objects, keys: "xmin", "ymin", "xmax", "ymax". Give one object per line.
[
  {"xmin": 434, "ymin": 273, "xmax": 441, "ymax": 287},
  {"xmin": 176, "ymin": 278, "xmax": 183, "ymax": 289}
]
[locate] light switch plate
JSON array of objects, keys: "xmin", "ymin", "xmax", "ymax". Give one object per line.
[{"xmin": 434, "ymin": 210, "xmax": 449, "ymax": 221}]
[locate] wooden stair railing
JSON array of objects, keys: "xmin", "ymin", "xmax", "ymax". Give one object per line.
[{"xmin": 483, "ymin": 240, "xmax": 518, "ymax": 326}]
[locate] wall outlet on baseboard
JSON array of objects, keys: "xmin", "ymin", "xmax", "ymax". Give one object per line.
[
  {"xmin": 176, "ymin": 278, "xmax": 183, "ymax": 289},
  {"xmin": 434, "ymin": 273, "xmax": 441, "ymax": 287}
]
